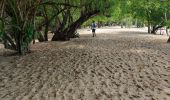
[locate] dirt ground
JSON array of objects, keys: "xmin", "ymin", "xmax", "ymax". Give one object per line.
[{"xmin": 0, "ymin": 27, "xmax": 170, "ymax": 100}]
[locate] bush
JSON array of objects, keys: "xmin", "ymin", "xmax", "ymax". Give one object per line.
[{"xmin": 166, "ymin": 20, "xmax": 170, "ymax": 28}]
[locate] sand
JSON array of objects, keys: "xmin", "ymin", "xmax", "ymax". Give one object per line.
[{"xmin": 0, "ymin": 27, "xmax": 170, "ymax": 100}]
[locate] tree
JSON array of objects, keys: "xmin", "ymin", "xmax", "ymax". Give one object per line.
[
  {"xmin": 0, "ymin": 0, "xmax": 39, "ymax": 55},
  {"xmin": 130, "ymin": 0, "xmax": 166, "ymax": 34},
  {"xmin": 166, "ymin": 0, "xmax": 170, "ymax": 42},
  {"xmin": 0, "ymin": 0, "xmax": 117, "ymax": 54},
  {"xmin": 51, "ymin": 0, "xmax": 115, "ymax": 41}
]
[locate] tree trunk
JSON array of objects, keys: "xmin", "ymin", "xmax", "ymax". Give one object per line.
[
  {"xmin": 51, "ymin": 32, "xmax": 69, "ymax": 41},
  {"xmin": 121, "ymin": 25, "xmax": 123, "ymax": 28},
  {"xmin": 148, "ymin": 22, "xmax": 151, "ymax": 33},
  {"xmin": 164, "ymin": 12, "xmax": 169, "ymax": 36},
  {"xmin": 151, "ymin": 25, "xmax": 163, "ymax": 34},
  {"xmin": 44, "ymin": 20, "xmax": 49, "ymax": 41},
  {"xmin": 167, "ymin": 36, "xmax": 170, "ymax": 43},
  {"xmin": 67, "ymin": 11, "xmax": 99, "ymax": 38},
  {"xmin": 147, "ymin": 10, "xmax": 151, "ymax": 34},
  {"xmin": 151, "ymin": 25, "xmax": 156, "ymax": 34},
  {"xmin": 17, "ymin": 32, "xmax": 22, "ymax": 55},
  {"xmin": 43, "ymin": 5, "xmax": 49, "ymax": 41},
  {"xmin": 135, "ymin": 19, "xmax": 138, "ymax": 27},
  {"xmin": 51, "ymin": 11, "xmax": 70, "ymax": 41},
  {"xmin": 52, "ymin": 10, "xmax": 99, "ymax": 41},
  {"xmin": 17, "ymin": 32, "xmax": 30, "ymax": 55},
  {"xmin": 166, "ymin": 27, "xmax": 169, "ymax": 36}
]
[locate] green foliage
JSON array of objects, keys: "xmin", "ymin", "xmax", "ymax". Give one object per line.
[
  {"xmin": 24, "ymin": 23, "xmax": 35, "ymax": 43},
  {"xmin": 1, "ymin": 0, "xmax": 38, "ymax": 54},
  {"xmin": 166, "ymin": 20, "xmax": 170, "ymax": 27},
  {"xmin": 113, "ymin": 0, "xmax": 170, "ymax": 29},
  {"xmin": 0, "ymin": 0, "xmax": 118, "ymax": 54}
]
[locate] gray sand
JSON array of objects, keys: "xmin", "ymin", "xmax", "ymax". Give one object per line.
[{"xmin": 0, "ymin": 27, "xmax": 170, "ymax": 100}]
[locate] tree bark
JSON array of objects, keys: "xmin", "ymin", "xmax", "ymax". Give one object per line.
[
  {"xmin": 148, "ymin": 22, "xmax": 151, "ymax": 33},
  {"xmin": 151, "ymin": 25, "xmax": 156, "ymax": 34},
  {"xmin": 151, "ymin": 25, "xmax": 163, "ymax": 34},
  {"xmin": 166, "ymin": 27, "xmax": 169, "ymax": 36},
  {"xmin": 167, "ymin": 36, "xmax": 170, "ymax": 43},
  {"xmin": 44, "ymin": 17, "xmax": 49, "ymax": 41},
  {"xmin": 17, "ymin": 32, "xmax": 22, "ymax": 55},
  {"xmin": 52, "ymin": 10, "xmax": 99, "ymax": 41},
  {"xmin": 67, "ymin": 10, "xmax": 99, "ymax": 38},
  {"xmin": 147, "ymin": 10, "xmax": 151, "ymax": 34}
]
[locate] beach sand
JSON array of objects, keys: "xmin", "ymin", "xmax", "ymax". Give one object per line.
[{"xmin": 0, "ymin": 27, "xmax": 170, "ymax": 100}]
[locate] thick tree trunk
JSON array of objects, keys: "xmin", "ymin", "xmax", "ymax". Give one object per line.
[
  {"xmin": 67, "ymin": 12, "xmax": 99, "ymax": 38},
  {"xmin": 151, "ymin": 26, "xmax": 156, "ymax": 34},
  {"xmin": 51, "ymin": 32, "xmax": 69, "ymax": 41},
  {"xmin": 151, "ymin": 25, "xmax": 163, "ymax": 34},
  {"xmin": 52, "ymin": 10, "xmax": 99, "ymax": 41},
  {"xmin": 51, "ymin": 11, "xmax": 70, "ymax": 41}
]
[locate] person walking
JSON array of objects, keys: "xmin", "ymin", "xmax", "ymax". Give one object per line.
[{"xmin": 91, "ymin": 21, "xmax": 97, "ymax": 37}]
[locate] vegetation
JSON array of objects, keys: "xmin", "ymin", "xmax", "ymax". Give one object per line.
[
  {"xmin": 0, "ymin": 0, "xmax": 115, "ymax": 55},
  {"xmin": 0, "ymin": 0, "xmax": 170, "ymax": 55}
]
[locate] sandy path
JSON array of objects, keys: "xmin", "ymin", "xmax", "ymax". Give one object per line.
[{"xmin": 0, "ymin": 27, "xmax": 170, "ymax": 100}]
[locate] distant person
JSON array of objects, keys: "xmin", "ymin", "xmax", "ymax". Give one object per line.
[{"xmin": 91, "ymin": 21, "xmax": 97, "ymax": 37}]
